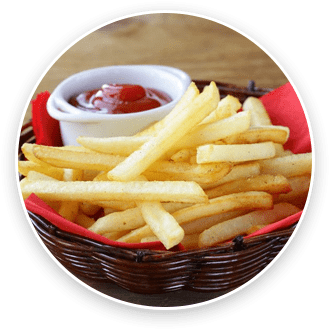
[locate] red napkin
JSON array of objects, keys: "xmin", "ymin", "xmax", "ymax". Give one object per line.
[
  {"xmin": 25, "ymin": 82, "xmax": 311, "ymax": 249},
  {"xmin": 260, "ymin": 82, "xmax": 311, "ymax": 154},
  {"xmin": 31, "ymin": 91, "xmax": 62, "ymax": 147}
]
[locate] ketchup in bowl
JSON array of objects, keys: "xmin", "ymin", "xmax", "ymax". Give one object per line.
[{"xmin": 69, "ymin": 84, "xmax": 172, "ymax": 114}]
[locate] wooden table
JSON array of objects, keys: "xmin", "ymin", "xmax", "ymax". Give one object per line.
[
  {"xmin": 22, "ymin": 13, "xmax": 288, "ymax": 307},
  {"xmin": 24, "ymin": 13, "xmax": 287, "ymax": 124}
]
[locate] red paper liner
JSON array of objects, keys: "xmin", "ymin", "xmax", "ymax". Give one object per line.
[{"xmin": 31, "ymin": 91, "xmax": 62, "ymax": 147}]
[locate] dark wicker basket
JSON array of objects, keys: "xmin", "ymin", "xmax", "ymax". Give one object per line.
[{"xmin": 19, "ymin": 80, "xmax": 297, "ymax": 295}]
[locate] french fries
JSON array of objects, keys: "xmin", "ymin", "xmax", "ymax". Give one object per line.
[
  {"xmin": 197, "ymin": 142, "xmax": 277, "ymax": 163},
  {"xmin": 20, "ymin": 180, "xmax": 208, "ymax": 204},
  {"xmin": 19, "ymin": 81, "xmax": 312, "ymax": 250},
  {"xmin": 199, "ymin": 203, "xmax": 301, "ymax": 247},
  {"xmin": 106, "ymin": 82, "xmax": 220, "ymax": 181},
  {"xmin": 236, "ymin": 98, "xmax": 290, "ymax": 147},
  {"xmin": 222, "ymin": 125, "xmax": 290, "ymax": 145},
  {"xmin": 89, "ymin": 201, "xmax": 190, "ymax": 234},
  {"xmin": 31, "ymin": 143, "xmax": 232, "ymax": 185},
  {"xmin": 78, "ymin": 110, "xmax": 251, "ymax": 159},
  {"xmin": 118, "ymin": 191, "xmax": 274, "ymax": 244}
]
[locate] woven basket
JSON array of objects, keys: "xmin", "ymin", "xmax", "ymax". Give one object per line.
[{"xmin": 19, "ymin": 80, "xmax": 296, "ymax": 295}]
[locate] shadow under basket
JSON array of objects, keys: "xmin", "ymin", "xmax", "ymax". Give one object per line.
[{"xmin": 19, "ymin": 80, "xmax": 297, "ymax": 295}]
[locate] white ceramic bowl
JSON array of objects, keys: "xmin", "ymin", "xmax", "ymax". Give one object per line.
[{"xmin": 47, "ymin": 65, "xmax": 191, "ymax": 145}]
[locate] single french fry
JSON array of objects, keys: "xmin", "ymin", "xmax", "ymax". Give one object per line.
[
  {"xmin": 136, "ymin": 200, "xmax": 184, "ymax": 249},
  {"xmin": 259, "ymin": 152, "xmax": 312, "ymax": 177},
  {"xmin": 89, "ymin": 207, "xmax": 145, "ymax": 234},
  {"xmin": 197, "ymin": 142, "xmax": 276, "ymax": 164},
  {"xmin": 148, "ymin": 160, "xmax": 232, "ymax": 177},
  {"xmin": 198, "ymin": 203, "xmax": 301, "ymax": 247},
  {"xmin": 222, "ymin": 125, "xmax": 290, "ymax": 145},
  {"xmin": 117, "ymin": 224, "xmax": 153, "ymax": 243},
  {"xmin": 181, "ymin": 209, "xmax": 249, "ymax": 235},
  {"xmin": 20, "ymin": 177, "xmax": 61, "ymax": 212},
  {"xmin": 242, "ymin": 97, "xmax": 272, "ymax": 126},
  {"xmin": 100, "ymin": 174, "xmax": 184, "ymax": 249},
  {"xmin": 205, "ymin": 174, "xmax": 292, "ymax": 199},
  {"xmin": 33, "ymin": 145, "xmax": 124, "ymax": 172},
  {"xmin": 144, "ymin": 162, "xmax": 232, "ymax": 186},
  {"xmin": 20, "ymin": 180, "xmax": 208, "ymax": 204},
  {"xmin": 107, "ymin": 82, "xmax": 220, "ymax": 181}
]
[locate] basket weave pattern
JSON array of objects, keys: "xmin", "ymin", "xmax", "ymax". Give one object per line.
[{"xmin": 20, "ymin": 80, "xmax": 295, "ymax": 294}]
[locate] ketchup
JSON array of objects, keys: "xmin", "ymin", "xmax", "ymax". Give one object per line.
[{"xmin": 69, "ymin": 84, "xmax": 172, "ymax": 114}]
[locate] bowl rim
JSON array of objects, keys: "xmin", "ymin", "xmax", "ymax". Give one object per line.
[{"xmin": 47, "ymin": 65, "xmax": 191, "ymax": 122}]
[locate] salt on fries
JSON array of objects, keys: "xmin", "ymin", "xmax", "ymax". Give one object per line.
[{"xmin": 19, "ymin": 83, "xmax": 312, "ymax": 250}]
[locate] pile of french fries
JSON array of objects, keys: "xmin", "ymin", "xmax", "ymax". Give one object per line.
[{"xmin": 19, "ymin": 82, "xmax": 312, "ymax": 250}]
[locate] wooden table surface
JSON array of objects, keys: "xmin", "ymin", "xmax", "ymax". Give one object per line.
[
  {"xmin": 24, "ymin": 13, "xmax": 288, "ymax": 124},
  {"xmin": 23, "ymin": 13, "xmax": 288, "ymax": 307}
]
